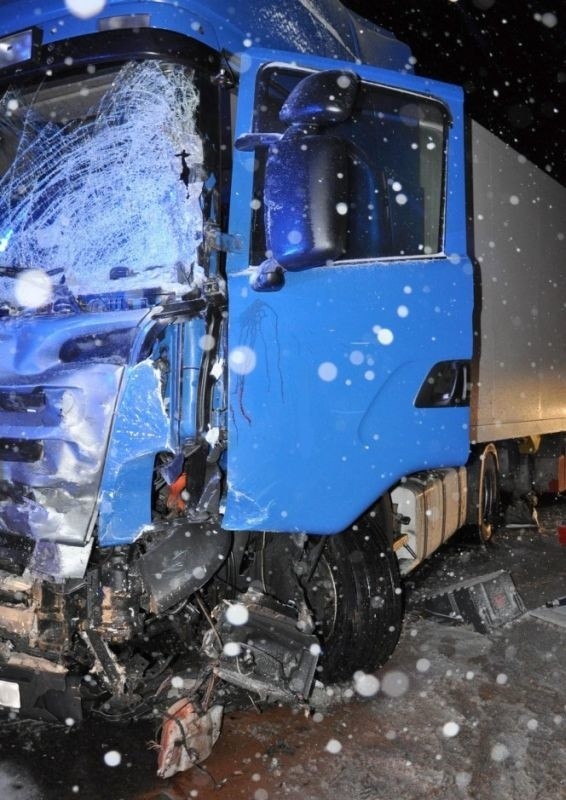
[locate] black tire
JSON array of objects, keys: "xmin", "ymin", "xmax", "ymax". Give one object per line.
[
  {"xmin": 260, "ymin": 500, "xmax": 403, "ymax": 683},
  {"xmin": 467, "ymin": 443, "xmax": 501, "ymax": 543}
]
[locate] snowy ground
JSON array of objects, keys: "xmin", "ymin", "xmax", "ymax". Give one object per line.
[{"xmin": 0, "ymin": 497, "xmax": 565, "ymax": 800}]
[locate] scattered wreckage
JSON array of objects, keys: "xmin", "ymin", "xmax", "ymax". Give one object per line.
[{"xmin": 0, "ymin": 0, "xmax": 565, "ymax": 777}]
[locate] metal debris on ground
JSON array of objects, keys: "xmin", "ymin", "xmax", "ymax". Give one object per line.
[{"xmin": 156, "ymin": 700, "xmax": 223, "ymax": 779}]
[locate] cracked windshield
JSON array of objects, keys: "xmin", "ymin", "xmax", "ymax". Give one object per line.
[{"xmin": 0, "ymin": 61, "xmax": 204, "ymax": 314}]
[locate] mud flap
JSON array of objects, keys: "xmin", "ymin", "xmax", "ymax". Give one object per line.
[{"xmin": 156, "ymin": 700, "xmax": 223, "ymax": 779}]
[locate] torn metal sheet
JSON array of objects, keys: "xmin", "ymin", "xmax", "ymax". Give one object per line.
[{"xmin": 156, "ymin": 700, "xmax": 223, "ymax": 779}]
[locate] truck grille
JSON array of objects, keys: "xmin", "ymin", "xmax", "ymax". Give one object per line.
[
  {"xmin": 0, "ymin": 389, "xmax": 46, "ymax": 412},
  {"xmin": 0, "ymin": 438, "xmax": 44, "ymax": 462}
]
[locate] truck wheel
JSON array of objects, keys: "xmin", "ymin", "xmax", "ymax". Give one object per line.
[
  {"xmin": 467, "ymin": 443, "xmax": 500, "ymax": 542},
  {"xmin": 261, "ymin": 501, "xmax": 403, "ymax": 683}
]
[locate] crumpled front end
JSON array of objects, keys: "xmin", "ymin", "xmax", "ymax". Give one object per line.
[{"xmin": 0, "ymin": 308, "xmax": 151, "ymax": 580}]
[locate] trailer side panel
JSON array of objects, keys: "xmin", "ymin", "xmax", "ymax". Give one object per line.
[{"xmin": 470, "ymin": 121, "xmax": 566, "ymax": 443}]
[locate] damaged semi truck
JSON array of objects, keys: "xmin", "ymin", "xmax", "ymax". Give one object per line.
[{"xmin": 0, "ymin": 0, "xmax": 565, "ymax": 770}]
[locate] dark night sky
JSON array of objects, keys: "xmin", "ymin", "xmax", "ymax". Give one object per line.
[{"xmin": 344, "ymin": 0, "xmax": 565, "ymax": 186}]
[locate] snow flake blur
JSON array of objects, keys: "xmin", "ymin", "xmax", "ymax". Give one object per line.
[
  {"xmin": 103, "ymin": 750, "xmax": 122, "ymax": 767},
  {"xmin": 373, "ymin": 326, "xmax": 394, "ymax": 346},
  {"xmin": 442, "ymin": 721, "xmax": 460, "ymax": 738},
  {"xmin": 13, "ymin": 269, "xmax": 52, "ymax": 309},
  {"xmin": 225, "ymin": 602, "xmax": 249, "ymax": 626},
  {"xmin": 65, "ymin": 0, "xmax": 107, "ymax": 19},
  {"xmin": 381, "ymin": 669, "xmax": 410, "ymax": 697},
  {"xmin": 229, "ymin": 346, "xmax": 257, "ymax": 375},
  {"xmin": 353, "ymin": 670, "xmax": 380, "ymax": 697},
  {"xmin": 318, "ymin": 361, "xmax": 338, "ymax": 381}
]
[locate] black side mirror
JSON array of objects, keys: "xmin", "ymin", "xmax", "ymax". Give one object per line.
[
  {"xmin": 280, "ymin": 69, "xmax": 359, "ymax": 126},
  {"xmin": 265, "ymin": 134, "xmax": 348, "ymax": 270},
  {"xmin": 235, "ymin": 69, "xmax": 360, "ymax": 278}
]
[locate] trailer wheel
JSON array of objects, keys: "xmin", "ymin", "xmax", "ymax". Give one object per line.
[
  {"xmin": 260, "ymin": 500, "xmax": 403, "ymax": 683},
  {"xmin": 467, "ymin": 443, "xmax": 501, "ymax": 542}
]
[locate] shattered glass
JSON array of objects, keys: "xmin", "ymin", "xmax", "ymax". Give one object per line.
[{"xmin": 0, "ymin": 60, "xmax": 204, "ymax": 311}]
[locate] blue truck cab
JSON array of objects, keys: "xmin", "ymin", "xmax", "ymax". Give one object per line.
[{"xmin": 0, "ymin": 0, "xmax": 508, "ymax": 759}]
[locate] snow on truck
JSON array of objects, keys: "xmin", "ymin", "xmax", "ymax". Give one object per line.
[{"xmin": 0, "ymin": 0, "xmax": 564, "ymax": 774}]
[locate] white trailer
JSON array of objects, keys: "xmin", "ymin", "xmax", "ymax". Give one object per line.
[
  {"xmin": 470, "ymin": 121, "xmax": 566, "ymax": 445},
  {"xmin": 393, "ymin": 123, "xmax": 566, "ymax": 572}
]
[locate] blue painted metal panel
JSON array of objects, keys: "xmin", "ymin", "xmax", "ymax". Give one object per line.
[
  {"xmin": 0, "ymin": 1, "xmax": 472, "ymax": 541},
  {"xmin": 96, "ymin": 314, "xmax": 209, "ymax": 546},
  {"xmin": 179, "ymin": 317, "xmax": 206, "ymax": 442},
  {"xmin": 0, "ymin": 1, "xmax": 411, "ymax": 70},
  {"xmin": 224, "ymin": 51, "xmax": 473, "ymax": 534},
  {"xmin": 97, "ymin": 358, "xmax": 173, "ymax": 545}
]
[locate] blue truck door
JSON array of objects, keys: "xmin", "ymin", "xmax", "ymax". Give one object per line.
[{"xmin": 223, "ymin": 51, "xmax": 473, "ymax": 534}]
